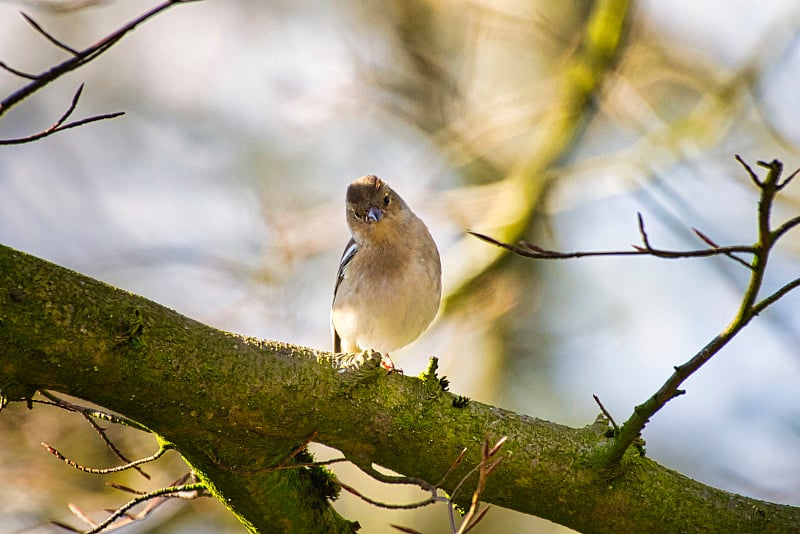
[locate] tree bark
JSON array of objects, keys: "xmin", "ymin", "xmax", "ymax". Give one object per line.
[{"xmin": 1, "ymin": 242, "xmax": 797, "ymax": 533}]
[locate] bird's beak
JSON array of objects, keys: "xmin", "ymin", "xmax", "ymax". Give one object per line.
[{"xmin": 366, "ymin": 206, "xmax": 383, "ymax": 223}]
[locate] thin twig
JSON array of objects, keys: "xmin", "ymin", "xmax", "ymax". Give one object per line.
[
  {"xmin": 21, "ymin": 12, "xmax": 81, "ymax": 55},
  {"xmin": 390, "ymin": 526, "xmax": 425, "ymax": 534},
  {"xmin": 348, "ymin": 436, "xmax": 506, "ymax": 533},
  {"xmin": 336, "ymin": 479, "xmax": 439, "ymax": 510},
  {"xmin": 436, "ymin": 447, "xmax": 468, "ymax": 487},
  {"xmin": 64, "ymin": 475, "xmax": 207, "ymax": 534},
  {"xmin": 735, "ymin": 154, "xmax": 761, "ymax": 187},
  {"xmin": 0, "ymin": 83, "xmax": 124, "ymax": 145},
  {"xmin": 691, "ymin": 227, "xmax": 752, "ymax": 269},
  {"xmin": 81, "ymin": 414, "xmax": 150, "ymax": 480},
  {"xmin": 471, "ymin": 158, "xmax": 797, "ymax": 270},
  {"xmin": 603, "ymin": 156, "xmax": 800, "ymax": 467},
  {"xmin": 771, "ymin": 214, "xmax": 800, "ymax": 243},
  {"xmin": 469, "ymin": 230, "xmax": 757, "ymax": 261},
  {"xmin": 0, "ymin": 111, "xmax": 125, "ymax": 145},
  {"xmin": 752, "ymin": 275, "xmax": 800, "ymax": 315},
  {"xmin": 42, "ymin": 442, "xmax": 170, "ymax": 475},
  {"xmin": 0, "ymin": 0, "xmax": 204, "ymax": 119},
  {"xmin": 353, "ymin": 461, "xmax": 438, "ymax": 494},
  {"xmin": 0, "ymin": 60, "xmax": 39, "ymax": 79},
  {"xmin": 37, "ymin": 390, "xmax": 151, "ymax": 432},
  {"xmin": 276, "ymin": 430, "xmax": 319, "ymax": 469},
  {"xmin": 593, "ymin": 394, "xmax": 618, "ymax": 431},
  {"xmin": 455, "ymin": 436, "xmax": 506, "ymax": 534},
  {"xmin": 471, "ymin": 156, "xmax": 800, "ymax": 468},
  {"xmin": 268, "ymin": 457, "xmax": 349, "ymax": 472},
  {"xmin": 106, "ymin": 483, "xmax": 147, "ymax": 496},
  {"xmin": 637, "ymin": 212, "xmax": 652, "ymax": 249}
]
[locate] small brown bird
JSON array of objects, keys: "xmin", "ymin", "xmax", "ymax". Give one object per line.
[{"xmin": 331, "ymin": 175, "xmax": 441, "ymax": 367}]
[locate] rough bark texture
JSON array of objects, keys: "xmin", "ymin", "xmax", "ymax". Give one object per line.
[{"xmin": 1, "ymin": 243, "xmax": 798, "ymax": 533}]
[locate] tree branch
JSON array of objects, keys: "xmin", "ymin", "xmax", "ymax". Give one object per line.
[
  {"xmin": 20, "ymin": 11, "xmax": 81, "ymax": 56},
  {"xmin": 0, "ymin": 84, "xmax": 124, "ymax": 145},
  {"xmin": 605, "ymin": 158, "xmax": 797, "ymax": 465},
  {"xmin": 469, "ymin": 227, "xmax": 757, "ymax": 261},
  {"xmin": 1, "ymin": 242, "xmax": 798, "ymax": 533},
  {"xmin": 0, "ymin": 0, "xmax": 203, "ymax": 138},
  {"xmin": 472, "ymin": 156, "xmax": 800, "ymax": 468},
  {"xmin": 58, "ymin": 473, "xmax": 208, "ymax": 534}
]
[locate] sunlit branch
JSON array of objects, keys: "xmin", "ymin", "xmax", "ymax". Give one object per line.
[
  {"xmin": 471, "ymin": 156, "xmax": 800, "ymax": 468},
  {"xmin": 603, "ymin": 156, "xmax": 800, "ymax": 466},
  {"xmin": 53, "ymin": 473, "xmax": 208, "ymax": 534},
  {"xmin": 337, "ymin": 479, "xmax": 439, "ymax": 511},
  {"xmin": 42, "ymin": 442, "xmax": 171, "ymax": 475},
  {"xmin": 469, "ymin": 219, "xmax": 757, "ymax": 263},
  {"xmin": 38, "ymin": 390, "xmax": 151, "ymax": 432}
]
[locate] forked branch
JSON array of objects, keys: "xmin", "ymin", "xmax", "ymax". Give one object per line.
[
  {"xmin": 472, "ymin": 156, "xmax": 800, "ymax": 468},
  {"xmin": 343, "ymin": 435, "xmax": 508, "ymax": 534},
  {"xmin": 0, "ymin": 0, "xmax": 204, "ymax": 143},
  {"xmin": 0, "ymin": 84, "xmax": 124, "ymax": 145},
  {"xmin": 53, "ymin": 473, "xmax": 208, "ymax": 534}
]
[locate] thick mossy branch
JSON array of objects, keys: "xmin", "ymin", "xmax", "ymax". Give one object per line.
[{"xmin": 1, "ymin": 243, "xmax": 798, "ymax": 533}]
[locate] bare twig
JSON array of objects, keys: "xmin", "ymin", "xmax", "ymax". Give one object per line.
[
  {"xmin": 690, "ymin": 227, "xmax": 752, "ymax": 269},
  {"xmin": 353, "ymin": 462, "xmax": 438, "ymax": 494},
  {"xmin": 42, "ymin": 442, "xmax": 171, "ymax": 475},
  {"xmin": 269, "ymin": 457, "xmax": 349, "ymax": 472},
  {"xmin": 735, "ymin": 154, "xmax": 762, "ymax": 187},
  {"xmin": 337, "ymin": 480, "xmax": 439, "ymax": 510},
  {"xmin": 602, "ymin": 156, "xmax": 800, "ymax": 467},
  {"xmin": 0, "ymin": 60, "xmax": 39, "ymax": 80},
  {"xmin": 0, "ymin": 0, "xmax": 204, "ymax": 143},
  {"xmin": 37, "ymin": 390, "xmax": 151, "ymax": 432},
  {"xmin": 0, "ymin": 84, "xmax": 124, "ymax": 145},
  {"xmin": 106, "ymin": 483, "xmax": 147, "ymax": 496},
  {"xmin": 1, "ymin": 1, "xmax": 204, "ymax": 117},
  {"xmin": 471, "ymin": 156, "xmax": 800, "ymax": 468},
  {"xmin": 436, "ymin": 447, "xmax": 468, "ymax": 487},
  {"xmin": 56, "ymin": 473, "xmax": 208, "ymax": 534},
  {"xmin": 21, "ymin": 12, "xmax": 80, "ymax": 55},
  {"xmin": 453, "ymin": 436, "xmax": 505, "ymax": 534},
  {"xmin": 34, "ymin": 392, "xmax": 158, "ymax": 481},
  {"xmin": 346, "ymin": 436, "xmax": 506, "ymax": 533},
  {"xmin": 469, "ymin": 226, "xmax": 757, "ymax": 262},
  {"xmin": 752, "ymin": 275, "xmax": 800, "ymax": 315},
  {"xmin": 593, "ymin": 394, "xmax": 619, "ymax": 432},
  {"xmin": 80, "ymin": 414, "xmax": 150, "ymax": 480},
  {"xmin": 276, "ymin": 430, "xmax": 319, "ymax": 468},
  {"xmin": 771, "ymin": 214, "xmax": 800, "ymax": 243}
]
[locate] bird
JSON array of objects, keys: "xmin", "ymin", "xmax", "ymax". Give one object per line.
[{"xmin": 331, "ymin": 174, "xmax": 441, "ymax": 369}]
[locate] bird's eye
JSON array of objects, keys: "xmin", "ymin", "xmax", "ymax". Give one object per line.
[
  {"xmin": 383, "ymin": 194, "xmax": 391, "ymax": 206},
  {"xmin": 353, "ymin": 211, "xmax": 362, "ymax": 220}
]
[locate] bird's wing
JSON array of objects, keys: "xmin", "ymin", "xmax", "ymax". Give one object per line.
[{"xmin": 332, "ymin": 238, "xmax": 358, "ymax": 353}]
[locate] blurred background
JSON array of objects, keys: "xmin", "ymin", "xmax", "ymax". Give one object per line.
[{"xmin": 1, "ymin": 0, "xmax": 799, "ymax": 532}]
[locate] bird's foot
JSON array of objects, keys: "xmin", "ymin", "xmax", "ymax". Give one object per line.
[{"xmin": 380, "ymin": 353, "xmax": 403, "ymax": 374}]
